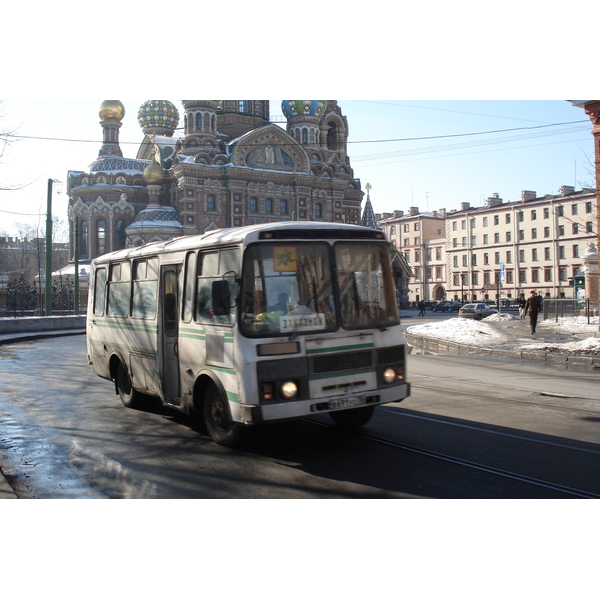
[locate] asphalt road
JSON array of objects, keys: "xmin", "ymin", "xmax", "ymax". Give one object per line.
[{"xmin": 1, "ymin": 335, "xmax": 599, "ymax": 499}]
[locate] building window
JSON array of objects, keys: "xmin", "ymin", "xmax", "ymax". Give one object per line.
[
  {"xmin": 207, "ymin": 195, "xmax": 216, "ymax": 211},
  {"xmin": 484, "ymin": 272, "xmax": 491, "ymax": 285},
  {"xmin": 314, "ymin": 203, "xmax": 322, "ymax": 218},
  {"xmin": 544, "ymin": 207, "xmax": 550, "ymax": 219},
  {"xmin": 506, "ymin": 231, "xmax": 511, "ymax": 242},
  {"xmin": 471, "ymin": 254, "xmax": 477, "ymax": 266},
  {"xmin": 573, "ymin": 245, "xmax": 579, "ymax": 258},
  {"xmin": 426, "ymin": 267, "xmax": 432, "ymax": 279},
  {"xmin": 461, "ymin": 237, "xmax": 466, "ymax": 247},
  {"xmin": 558, "ymin": 246, "xmax": 565, "ymax": 259},
  {"xmin": 96, "ymin": 219, "xmax": 106, "ymax": 255},
  {"xmin": 472, "ymin": 272, "xmax": 478, "ymax": 285},
  {"xmin": 414, "ymin": 222, "xmax": 420, "ymax": 231},
  {"xmin": 483, "ymin": 253, "xmax": 489, "ymax": 265},
  {"xmin": 462, "ymin": 255, "xmax": 468, "ymax": 267},
  {"xmin": 559, "ymin": 267, "xmax": 567, "ymax": 281},
  {"xmin": 586, "ymin": 201, "xmax": 592, "ymax": 213},
  {"xmin": 506, "ymin": 271, "xmax": 513, "ymax": 284},
  {"xmin": 415, "ymin": 250, "xmax": 420, "ymax": 262},
  {"xmin": 532, "ymin": 248, "xmax": 538, "ymax": 261},
  {"xmin": 494, "ymin": 252, "xmax": 500, "ymax": 264},
  {"xmin": 494, "ymin": 233, "xmax": 500, "ymax": 243},
  {"xmin": 531, "ymin": 228, "xmax": 537, "ymax": 239},
  {"xmin": 572, "ymin": 223, "xmax": 579, "ymax": 234},
  {"xmin": 532, "ymin": 269, "xmax": 539, "ymax": 283},
  {"xmin": 558, "ymin": 225, "xmax": 565, "ymax": 236},
  {"xmin": 250, "ymin": 197, "xmax": 258, "ymax": 212},
  {"xmin": 572, "ymin": 204, "xmax": 578, "ymax": 215},
  {"xmin": 587, "ymin": 222, "xmax": 594, "ymax": 233},
  {"xmin": 436, "ymin": 248, "xmax": 442, "ymax": 260},
  {"xmin": 518, "ymin": 230, "xmax": 524, "ymax": 241},
  {"xmin": 505, "ymin": 213, "xmax": 511, "ymax": 224},
  {"xmin": 461, "ymin": 220, "xmax": 466, "ymax": 230},
  {"xmin": 426, "ymin": 249, "xmax": 432, "ymax": 261},
  {"xmin": 453, "ymin": 274, "xmax": 460, "ymax": 286},
  {"xmin": 531, "ymin": 210, "xmax": 537, "ymax": 220},
  {"xmin": 453, "ymin": 238, "xmax": 458, "ymax": 247},
  {"xmin": 483, "ymin": 234, "xmax": 489, "ymax": 245},
  {"xmin": 405, "ymin": 224, "xmax": 411, "ymax": 233},
  {"xmin": 506, "ymin": 251, "xmax": 512, "ymax": 263},
  {"xmin": 544, "ymin": 268, "xmax": 552, "ymax": 282},
  {"xmin": 544, "ymin": 226, "xmax": 550, "ymax": 237},
  {"xmin": 494, "ymin": 215, "xmax": 499, "ymax": 225},
  {"xmin": 452, "ymin": 222, "xmax": 457, "ymax": 231},
  {"xmin": 436, "ymin": 267, "xmax": 442, "ymax": 279},
  {"xmin": 414, "ymin": 267, "xmax": 420, "ymax": 279},
  {"xmin": 544, "ymin": 247, "xmax": 551, "ymax": 260},
  {"xmin": 519, "ymin": 249, "xmax": 525, "ymax": 262},
  {"xmin": 557, "ymin": 206, "xmax": 564, "ymax": 217},
  {"xmin": 518, "ymin": 211, "xmax": 524, "ymax": 222},
  {"xmin": 453, "ymin": 256, "xmax": 458, "ymax": 267},
  {"xmin": 390, "ymin": 226, "xmax": 396, "ymax": 235},
  {"xmin": 280, "ymin": 200, "xmax": 288, "ymax": 214},
  {"xmin": 116, "ymin": 220, "xmax": 126, "ymax": 250},
  {"xmin": 265, "ymin": 198, "xmax": 273, "ymax": 213},
  {"xmin": 404, "ymin": 239, "xmax": 410, "ymax": 247},
  {"xmin": 415, "ymin": 237, "xmax": 420, "ymax": 245},
  {"xmin": 519, "ymin": 270, "xmax": 526, "ymax": 283}
]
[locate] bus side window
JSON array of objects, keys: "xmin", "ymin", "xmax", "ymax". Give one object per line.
[
  {"xmin": 132, "ymin": 258, "xmax": 158, "ymax": 319},
  {"xmin": 107, "ymin": 262, "xmax": 131, "ymax": 318},
  {"xmin": 93, "ymin": 267, "xmax": 107, "ymax": 316},
  {"xmin": 182, "ymin": 252, "xmax": 196, "ymax": 323}
]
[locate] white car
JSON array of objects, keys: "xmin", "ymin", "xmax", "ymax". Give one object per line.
[{"xmin": 458, "ymin": 303, "xmax": 498, "ymax": 320}]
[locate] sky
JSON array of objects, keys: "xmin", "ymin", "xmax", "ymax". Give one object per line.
[{"xmin": 0, "ymin": 99, "xmax": 595, "ymax": 239}]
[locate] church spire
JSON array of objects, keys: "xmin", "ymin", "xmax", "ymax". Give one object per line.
[{"xmin": 361, "ymin": 183, "xmax": 378, "ymax": 228}]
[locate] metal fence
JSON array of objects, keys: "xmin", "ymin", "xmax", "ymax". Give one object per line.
[
  {"xmin": 0, "ymin": 283, "xmax": 88, "ymax": 317},
  {"xmin": 543, "ymin": 298, "xmax": 599, "ymax": 325}
]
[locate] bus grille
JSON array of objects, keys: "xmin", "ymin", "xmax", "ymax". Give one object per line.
[{"xmin": 310, "ymin": 349, "xmax": 373, "ymax": 374}]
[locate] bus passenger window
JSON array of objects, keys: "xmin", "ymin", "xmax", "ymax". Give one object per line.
[
  {"xmin": 107, "ymin": 262, "xmax": 131, "ymax": 318},
  {"xmin": 132, "ymin": 258, "xmax": 158, "ymax": 319},
  {"xmin": 93, "ymin": 268, "xmax": 107, "ymax": 316}
]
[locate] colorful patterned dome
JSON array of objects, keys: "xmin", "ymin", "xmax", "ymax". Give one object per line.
[
  {"xmin": 281, "ymin": 100, "xmax": 327, "ymax": 119},
  {"xmin": 138, "ymin": 100, "xmax": 180, "ymax": 136}
]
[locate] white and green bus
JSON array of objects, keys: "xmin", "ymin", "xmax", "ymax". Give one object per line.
[{"xmin": 87, "ymin": 222, "xmax": 410, "ymax": 446}]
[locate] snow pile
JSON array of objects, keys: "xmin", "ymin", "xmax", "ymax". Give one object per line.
[
  {"xmin": 484, "ymin": 312, "xmax": 518, "ymax": 322},
  {"xmin": 405, "ymin": 317, "xmax": 508, "ymax": 346},
  {"xmin": 521, "ymin": 337, "xmax": 600, "ymax": 355},
  {"xmin": 542, "ymin": 316, "xmax": 599, "ymax": 330}
]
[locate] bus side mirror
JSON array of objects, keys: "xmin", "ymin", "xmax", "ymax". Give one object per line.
[{"xmin": 212, "ymin": 280, "xmax": 230, "ymax": 316}]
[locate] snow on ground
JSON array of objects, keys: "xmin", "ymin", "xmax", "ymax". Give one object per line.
[
  {"xmin": 520, "ymin": 337, "xmax": 600, "ymax": 354},
  {"xmin": 405, "ymin": 317, "xmax": 508, "ymax": 346},
  {"xmin": 485, "ymin": 313, "xmax": 518, "ymax": 322}
]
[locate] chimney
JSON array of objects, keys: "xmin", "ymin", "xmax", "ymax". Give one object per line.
[
  {"xmin": 521, "ymin": 190, "xmax": 536, "ymax": 202},
  {"xmin": 393, "ymin": 210, "xmax": 404, "ymax": 218},
  {"xmin": 439, "ymin": 208, "xmax": 446, "ymax": 217},
  {"xmin": 431, "ymin": 210, "xmax": 438, "ymax": 217},
  {"xmin": 460, "ymin": 202, "xmax": 470, "ymax": 211},
  {"xmin": 487, "ymin": 193, "xmax": 503, "ymax": 208},
  {"xmin": 409, "ymin": 206, "xmax": 419, "ymax": 216},
  {"xmin": 560, "ymin": 185, "xmax": 575, "ymax": 196}
]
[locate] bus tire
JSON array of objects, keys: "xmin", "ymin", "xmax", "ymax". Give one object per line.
[
  {"xmin": 116, "ymin": 362, "xmax": 142, "ymax": 409},
  {"xmin": 330, "ymin": 405, "xmax": 375, "ymax": 428},
  {"xmin": 204, "ymin": 383, "xmax": 243, "ymax": 448}
]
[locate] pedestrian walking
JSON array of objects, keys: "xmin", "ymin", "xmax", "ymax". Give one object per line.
[
  {"xmin": 517, "ymin": 294, "xmax": 526, "ymax": 322},
  {"xmin": 418, "ymin": 301, "xmax": 426, "ymax": 317},
  {"xmin": 524, "ymin": 290, "xmax": 542, "ymax": 334}
]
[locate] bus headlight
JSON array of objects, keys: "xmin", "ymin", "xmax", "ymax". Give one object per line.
[
  {"xmin": 280, "ymin": 380, "xmax": 298, "ymax": 399},
  {"xmin": 383, "ymin": 368, "xmax": 396, "ymax": 384}
]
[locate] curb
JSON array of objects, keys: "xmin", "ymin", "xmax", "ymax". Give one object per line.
[{"xmin": 404, "ymin": 332, "xmax": 600, "ymax": 372}]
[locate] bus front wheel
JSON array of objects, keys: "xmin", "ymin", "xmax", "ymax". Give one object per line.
[
  {"xmin": 204, "ymin": 383, "xmax": 243, "ymax": 448},
  {"xmin": 330, "ymin": 405, "xmax": 375, "ymax": 428},
  {"xmin": 116, "ymin": 362, "xmax": 142, "ymax": 409}
]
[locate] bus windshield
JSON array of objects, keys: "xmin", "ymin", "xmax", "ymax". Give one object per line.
[{"xmin": 240, "ymin": 241, "xmax": 398, "ymax": 336}]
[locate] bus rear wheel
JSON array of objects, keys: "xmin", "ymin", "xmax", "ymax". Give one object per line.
[
  {"xmin": 330, "ymin": 405, "xmax": 375, "ymax": 428},
  {"xmin": 204, "ymin": 383, "xmax": 244, "ymax": 448},
  {"xmin": 116, "ymin": 362, "xmax": 142, "ymax": 409}
]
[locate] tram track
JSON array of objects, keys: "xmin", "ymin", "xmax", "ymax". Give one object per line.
[{"xmin": 307, "ymin": 416, "xmax": 600, "ymax": 499}]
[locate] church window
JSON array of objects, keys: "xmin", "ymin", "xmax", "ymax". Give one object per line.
[
  {"xmin": 250, "ymin": 197, "xmax": 258, "ymax": 212},
  {"xmin": 315, "ymin": 203, "xmax": 322, "ymax": 218},
  {"xmin": 207, "ymin": 195, "xmax": 216, "ymax": 211},
  {"xmin": 97, "ymin": 219, "xmax": 107, "ymax": 255},
  {"xmin": 302, "ymin": 128, "xmax": 308, "ymax": 144},
  {"xmin": 80, "ymin": 221, "xmax": 88, "ymax": 259},
  {"xmin": 239, "ymin": 101, "xmax": 248, "ymax": 113},
  {"xmin": 116, "ymin": 220, "xmax": 126, "ymax": 250},
  {"xmin": 196, "ymin": 113, "xmax": 202, "ymax": 130},
  {"xmin": 265, "ymin": 198, "xmax": 273, "ymax": 213},
  {"xmin": 280, "ymin": 200, "xmax": 288, "ymax": 214},
  {"xmin": 327, "ymin": 121, "xmax": 337, "ymax": 151}
]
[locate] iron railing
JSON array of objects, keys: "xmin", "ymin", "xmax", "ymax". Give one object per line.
[{"xmin": 543, "ymin": 298, "xmax": 599, "ymax": 325}]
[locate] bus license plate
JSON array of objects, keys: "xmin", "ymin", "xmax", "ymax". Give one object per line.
[{"xmin": 328, "ymin": 397, "xmax": 365, "ymax": 410}]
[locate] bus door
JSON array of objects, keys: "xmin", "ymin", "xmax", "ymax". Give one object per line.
[{"xmin": 160, "ymin": 265, "xmax": 181, "ymax": 405}]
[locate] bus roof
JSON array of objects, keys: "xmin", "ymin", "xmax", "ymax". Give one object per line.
[{"xmin": 91, "ymin": 221, "xmax": 386, "ymax": 264}]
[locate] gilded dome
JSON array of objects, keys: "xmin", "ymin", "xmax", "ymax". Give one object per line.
[
  {"xmin": 281, "ymin": 100, "xmax": 327, "ymax": 119},
  {"xmin": 99, "ymin": 100, "xmax": 125, "ymax": 121},
  {"xmin": 138, "ymin": 100, "xmax": 180, "ymax": 136},
  {"xmin": 143, "ymin": 159, "xmax": 164, "ymax": 185}
]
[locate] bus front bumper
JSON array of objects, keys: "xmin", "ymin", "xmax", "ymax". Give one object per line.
[{"xmin": 239, "ymin": 382, "xmax": 410, "ymax": 424}]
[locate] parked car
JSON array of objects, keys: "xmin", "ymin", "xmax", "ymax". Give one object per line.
[
  {"xmin": 431, "ymin": 301, "xmax": 462, "ymax": 312},
  {"xmin": 458, "ymin": 303, "xmax": 498, "ymax": 320}
]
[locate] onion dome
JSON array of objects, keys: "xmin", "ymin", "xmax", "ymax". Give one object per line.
[
  {"xmin": 99, "ymin": 100, "xmax": 125, "ymax": 121},
  {"xmin": 281, "ymin": 100, "xmax": 327, "ymax": 119},
  {"xmin": 138, "ymin": 100, "xmax": 180, "ymax": 136},
  {"xmin": 88, "ymin": 156, "xmax": 148, "ymax": 174},
  {"xmin": 143, "ymin": 159, "xmax": 164, "ymax": 185}
]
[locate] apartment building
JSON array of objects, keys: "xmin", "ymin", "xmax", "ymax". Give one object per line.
[
  {"xmin": 379, "ymin": 207, "xmax": 447, "ymax": 303},
  {"xmin": 379, "ymin": 186, "xmax": 597, "ymax": 303}
]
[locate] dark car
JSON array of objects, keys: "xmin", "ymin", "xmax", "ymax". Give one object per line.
[{"xmin": 431, "ymin": 301, "xmax": 461, "ymax": 312}]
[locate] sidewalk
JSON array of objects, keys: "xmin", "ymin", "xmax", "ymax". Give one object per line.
[{"xmin": 403, "ymin": 309, "xmax": 600, "ymax": 371}]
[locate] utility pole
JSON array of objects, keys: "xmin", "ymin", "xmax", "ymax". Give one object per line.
[
  {"xmin": 45, "ymin": 179, "xmax": 53, "ymax": 316},
  {"xmin": 74, "ymin": 218, "xmax": 79, "ymax": 315}
]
